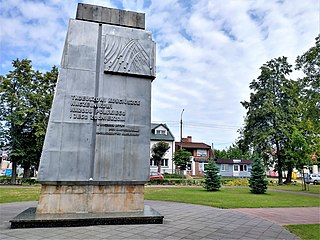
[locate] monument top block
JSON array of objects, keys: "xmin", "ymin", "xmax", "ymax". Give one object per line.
[{"xmin": 76, "ymin": 3, "xmax": 145, "ymax": 29}]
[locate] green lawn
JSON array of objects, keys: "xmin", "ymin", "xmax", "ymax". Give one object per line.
[
  {"xmin": 0, "ymin": 187, "xmax": 40, "ymax": 203},
  {"xmin": 1, "ymin": 186, "xmax": 319, "ymax": 239},
  {"xmin": 145, "ymin": 187, "xmax": 320, "ymax": 208},
  {"xmin": 285, "ymin": 224, "xmax": 320, "ymax": 240},
  {"xmin": 1, "ymin": 186, "xmax": 319, "ymax": 208}
]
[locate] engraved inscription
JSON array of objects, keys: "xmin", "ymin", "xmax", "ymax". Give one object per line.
[
  {"xmin": 96, "ymin": 123, "xmax": 139, "ymax": 136},
  {"xmin": 104, "ymin": 35, "xmax": 155, "ymax": 77},
  {"xmin": 68, "ymin": 95, "xmax": 141, "ymax": 136}
]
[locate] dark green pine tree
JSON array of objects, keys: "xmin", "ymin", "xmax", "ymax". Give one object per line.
[
  {"xmin": 204, "ymin": 160, "xmax": 221, "ymax": 191},
  {"xmin": 249, "ymin": 159, "xmax": 268, "ymax": 194}
]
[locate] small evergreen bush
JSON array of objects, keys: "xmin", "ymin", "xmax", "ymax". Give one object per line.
[
  {"xmin": 204, "ymin": 161, "xmax": 221, "ymax": 191},
  {"xmin": 249, "ymin": 159, "xmax": 268, "ymax": 194}
]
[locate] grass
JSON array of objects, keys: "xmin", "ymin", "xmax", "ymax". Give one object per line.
[
  {"xmin": 269, "ymin": 184, "xmax": 320, "ymax": 194},
  {"xmin": 145, "ymin": 187, "xmax": 320, "ymax": 208},
  {"xmin": 0, "ymin": 187, "xmax": 40, "ymax": 203},
  {"xmin": 285, "ymin": 224, "xmax": 320, "ymax": 240},
  {"xmin": 0, "ymin": 185, "xmax": 318, "ymax": 208}
]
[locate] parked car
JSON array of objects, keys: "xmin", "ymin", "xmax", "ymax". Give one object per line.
[
  {"xmin": 150, "ymin": 172, "xmax": 164, "ymax": 180},
  {"xmin": 308, "ymin": 174, "xmax": 320, "ymax": 184}
]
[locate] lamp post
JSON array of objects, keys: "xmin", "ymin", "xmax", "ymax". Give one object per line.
[{"xmin": 180, "ymin": 109, "xmax": 184, "ymax": 149}]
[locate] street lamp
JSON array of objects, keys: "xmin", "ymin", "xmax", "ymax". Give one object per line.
[{"xmin": 180, "ymin": 109, "xmax": 184, "ymax": 149}]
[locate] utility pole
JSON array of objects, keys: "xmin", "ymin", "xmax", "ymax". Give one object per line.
[
  {"xmin": 180, "ymin": 109, "xmax": 184, "ymax": 149},
  {"xmin": 212, "ymin": 142, "xmax": 215, "ymax": 159}
]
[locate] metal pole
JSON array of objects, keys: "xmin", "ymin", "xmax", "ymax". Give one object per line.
[{"xmin": 180, "ymin": 109, "xmax": 184, "ymax": 149}]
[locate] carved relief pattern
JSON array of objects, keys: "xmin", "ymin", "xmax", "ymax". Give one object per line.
[{"xmin": 104, "ymin": 35, "xmax": 155, "ymax": 77}]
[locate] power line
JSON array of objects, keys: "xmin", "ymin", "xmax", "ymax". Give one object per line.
[{"xmin": 152, "ymin": 120, "xmax": 241, "ymax": 130}]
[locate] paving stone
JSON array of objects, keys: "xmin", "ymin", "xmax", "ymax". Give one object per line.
[{"xmin": 1, "ymin": 200, "xmax": 309, "ymax": 239}]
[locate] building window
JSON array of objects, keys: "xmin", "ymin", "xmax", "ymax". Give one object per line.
[
  {"xmin": 150, "ymin": 159, "xmax": 168, "ymax": 167},
  {"xmin": 221, "ymin": 164, "xmax": 229, "ymax": 171},
  {"xmin": 240, "ymin": 164, "xmax": 247, "ymax": 171},
  {"xmin": 196, "ymin": 149, "xmax": 207, "ymax": 156},
  {"xmin": 161, "ymin": 159, "xmax": 168, "ymax": 167},
  {"xmin": 156, "ymin": 130, "xmax": 166, "ymax": 135},
  {"xmin": 150, "ymin": 159, "xmax": 155, "ymax": 166},
  {"xmin": 234, "ymin": 165, "xmax": 239, "ymax": 171}
]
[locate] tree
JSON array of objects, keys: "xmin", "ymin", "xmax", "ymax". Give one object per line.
[
  {"xmin": 249, "ymin": 159, "xmax": 268, "ymax": 194},
  {"xmin": 239, "ymin": 57, "xmax": 299, "ymax": 184},
  {"xmin": 295, "ymin": 34, "xmax": 320, "ymax": 166},
  {"xmin": 215, "ymin": 143, "xmax": 252, "ymax": 160},
  {"xmin": 286, "ymin": 129, "xmax": 310, "ymax": 171},
  {"xmin": 0, "ymin": 59, "xmax": 57, "ymax": 182},
  {"xmin": 151, "ymin": 141, "xmax": 170, "ymax": 173},
  {"xmin": 214, "ymin": 149, "xmax": 228, "ymax": 159},
  {"xmin": 173, "ymin": 149, "xmax": 192, "ymax": 176},
  {"xmin": 203, "ymin": 159, "xmax": 221, "ymax": 191}
]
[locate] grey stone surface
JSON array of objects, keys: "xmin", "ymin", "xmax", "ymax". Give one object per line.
[
  {"xmin": 76, "ymin": 3, "xmax": 145, "ymax": 29},
  {"xmin": 10, "ymin": 205, "xmax": 163, "ymax": 228},
  {"xmin": 38, "ymin": 9, "xmax": 155, "ymax": 184},
  {"xmin": 1, "ymin": 201, "xmax": 299, "ymax": 239}
]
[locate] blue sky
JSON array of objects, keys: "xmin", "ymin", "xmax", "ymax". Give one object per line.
[{"xmin": 1, "ymin": 0, "xmax": 319, "ymax": 149}]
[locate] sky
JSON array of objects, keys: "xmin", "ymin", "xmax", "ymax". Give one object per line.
[{"xmin": 1, "ymin": 0, "xmax": 319, "ymax": 149}]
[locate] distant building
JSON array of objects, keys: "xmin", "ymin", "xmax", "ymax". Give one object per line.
[
  {"xmin": 216, "ymin": 158, "xmax": 252, "ymax": 177},
  {"xmin": 150, "ymin": 123, "xmax": 175, "ymax": 174},
  {"xmin": 175, "ymin": 136, "xmax": 212, "ymax": 176}
]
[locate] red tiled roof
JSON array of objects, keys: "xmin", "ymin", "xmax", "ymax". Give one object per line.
[{"xmin": 175, "ymin": 142, "xmax": 211, "ymax": 149}]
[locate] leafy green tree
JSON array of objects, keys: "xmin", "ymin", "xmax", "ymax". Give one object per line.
[
  {"xmin": 249, "ymin": 159, "xmax": 268, "ymax": 194},
  {"xmin": 295, "ymin": 34, "xmax": 320, "ymax": 165},
  {"xmin": 286, "ymin": 129, "xmax": 310, "ymax": 171},
  {"xmin": 151, "ymin": 141, "xmax": 170, "ymax": 173},
  {"xmin": 214, "ymin": 149, "xmax": 228, "ymax": 159},
  {"xmin": 204, "ymin": 159, "xmax": 221, "ymax": 191},
  {"xmin": 173, "ymin": 149, "xmax": 192, "ymax": 176},
  {"xmin": 240, "ymin": 57, "xmax": 299, "ymax": 184},
  {"xmin": 0, "ymin": 59, "xmax": 57, "ymax": 182},
  {"xmin": 215, "ymin": 143, "xmax": 252, "ymax": 160}
]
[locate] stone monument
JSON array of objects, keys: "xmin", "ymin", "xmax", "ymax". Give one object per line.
[{"xmin": 10, "ymin": 3, "xmax": 163, "ymax": 228}]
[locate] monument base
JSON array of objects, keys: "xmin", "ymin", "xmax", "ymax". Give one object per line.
[
  {"xmin": 37, "ymin": 184, "xmax": 145, "ymax": 213},
  {"xmin": 10, "ymin": 205, "xmax": 163, "ymax": 228}
]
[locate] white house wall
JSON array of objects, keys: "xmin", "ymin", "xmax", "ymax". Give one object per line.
[{"xmin": 150, "ymin": 140, "xmax": 175, "ymax": 174}]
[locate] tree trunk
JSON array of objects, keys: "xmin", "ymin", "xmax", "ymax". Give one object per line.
[
  {"xmin": 23, "ymin": 167, "xmax": 31, "ymax": 178},
  {"xmin": 11, "ymin": 161, "xmax": 17, "ymax": 184},
  {"xmin": 278, "ymin": 165, "xmax": 283, "ymax": 185},
  {"xmin": 157, "ymin": 162, "xmax": 161, "ymax": 173},
  {"xmin": 23, "ymin": 161, "xmax": 31, "ymax": 178},
  {"xmin": 276, "ymin": 143, "xmax": 283, "ymax": 185},
  {"xmin": 180, "ymin": 167, "xmax": 185, "ymax": 178},
  {"xmin": 284, "ymin": 167, "xmax": 293, "ymax": 184}
]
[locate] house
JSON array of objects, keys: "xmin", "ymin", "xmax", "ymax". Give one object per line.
[
  {"xmin": 150, "ymin": 123, "xmax": 175, "ymax": 174},
  {"xmin": 175, "ymin": 136, "xmax": 212, "ymax": 176},
  {"xmin": 216, "ymin": 158, "xmax": 252, "ymax": 177}
]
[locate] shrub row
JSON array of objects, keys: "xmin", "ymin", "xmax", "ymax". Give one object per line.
[
  {"xmin": 148, "ymin": 178, "xmax": 204, "ymax": 186},
  {"xmin": 148, "ymin": 177, "xmax": 250, "ymax": 186},
  {"xmin": 163, "ymin": 173, "xmax": 182, "ymax": 179},
  {"xmin": 0, "ymin": 177, "xmax": 38, "ymax": 185}
]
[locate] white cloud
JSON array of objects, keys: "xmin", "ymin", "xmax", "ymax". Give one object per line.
[{"xmin": 0, "ymin": 0, "xmax": 318, "ymax": 149}]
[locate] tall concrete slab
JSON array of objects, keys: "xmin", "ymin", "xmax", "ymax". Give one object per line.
[{"xmin": 35, "ymin": 3, "xmax": 157, "ymax": 215}]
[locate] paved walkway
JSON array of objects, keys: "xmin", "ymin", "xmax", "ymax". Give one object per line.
[
  {"xmin": 268, "ymin": 188, "xmax": 320, "ymax": 197},
  {"xmin": 0, "ymin": 201, "xmax": 303, "ymax": 240},
  {"xmin": 232, "ymin": 207, "xmax": 320, "ymax": 225}
]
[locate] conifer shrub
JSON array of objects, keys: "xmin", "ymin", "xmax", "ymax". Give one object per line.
[
  {"xmin": 204, "ymin": 160, "xmax": 221, "ymax": 191},
  {"xmin": 249, "ymin": 159, "xmax": 268, "ymax": 194}
]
